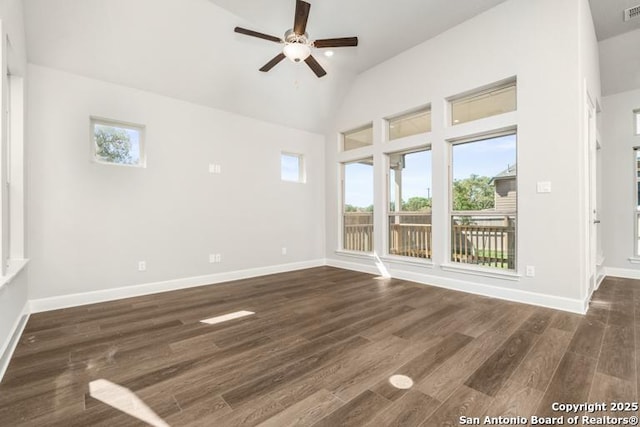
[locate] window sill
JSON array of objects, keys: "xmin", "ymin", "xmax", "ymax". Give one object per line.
[
  {"xmin": 334, "ymin": 250, "xmax": 375, "ymax": 260},
  {"xmin": 0, "ymin": 258, "xmax": 29, "ymax": 290},
  {"xmin": 440, "ymin": 262, "xmax": 521, "ymax": 281},
  {"xmin": 628, "ymin": 257, "xmax": 640, "ymax": 264},
  {"xmin": 380, "ymin": 255, "xmax": 434, "ymax": 269}
]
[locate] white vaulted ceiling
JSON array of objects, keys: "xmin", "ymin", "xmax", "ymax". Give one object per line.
[{"xmin": 23, "ymin": 0, "xmax": 511, "ymax": 132}]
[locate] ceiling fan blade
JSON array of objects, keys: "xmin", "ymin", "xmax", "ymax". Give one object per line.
[
  {"xmin": 313, "ymin": 37, "xmax": 359, "ymax": 48},
  {"xmin": 260, "ymin": 53, "xmax": 286, "ymax": 72},
  {"xmin": 304, "ymin": 55, "xmax": 327, "ymax": 78},
  {"xmin": 293, "ymin": 0, "xmax": 311, "ymax": 35},
  {"xmin": 234, "ymin": 27, "xmax": 282, "ymax": 43}
]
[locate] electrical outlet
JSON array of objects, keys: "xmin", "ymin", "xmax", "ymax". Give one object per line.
[
  {"xmin": 215, "ymin": 254, "xmax": 221, "ymax": 263},
  {"xmin": 525, "ymin": 265, "xmax": 535, "ymax": 277},
  {"xmin": 282, "ymin": 247, "xmax": 287, "ymax": 255},
  {"xmin": 138, "ymin": 261, "xmax": 146, "ymax": 272}
]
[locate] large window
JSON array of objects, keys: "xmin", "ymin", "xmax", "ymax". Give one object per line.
[
  {"xmin": 387, "ymin": 107, "xmax": 431, "ymax": 141},
  {"xmin": 450, "ymin": 81, "xmax": 516, "ymax": 125},
  {"xmin": 387, "ymin": 148, "xmax": 432, "ymax": 259},
  {"xmin": 343, "ymin": 124, "xmax": 373, "ymax": 151},
  {"xmin": 450, "ymin": 133, "xmax": 517, "ymax": 270},
  {"xmin": 342, "ymin": 158, "xmax": 374, "ymax": 252},
  {"xmin": 91, "ymin": 117, "xmax": 146, "ymax": 167}
]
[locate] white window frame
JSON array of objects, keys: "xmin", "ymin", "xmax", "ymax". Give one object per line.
[
  {"xmin": 280, "ymin": 152, "xmax": 305, "ymax": 183},
  {"xmin": 634, "ymin": 109, "xmax": 640, "ymax": 136},
  {"xmin": 90, "ymin": 117, "xmax": 146, "ymax": 168}
]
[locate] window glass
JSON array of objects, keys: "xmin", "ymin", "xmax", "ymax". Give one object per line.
[
  {"xmin": 343, "ymin": 158, "xmax": 374, "ymax": 252},
  {"xmin": 450, "ymin": 133, "xmax": 517, "ymax": 269},
  {"xmin": 281, "ymin": 153, "xmax": 304, "ymax": 182},
  {"xmin": 388, "ymin": 108, "xmax": 431, "ymax": 141},
  {"xmin": 343, "ymin": 125, "xmax": 373, "ymax": 151},
  {"xmin": 91, "ymin": 118, "xmax": 145, "ymax": 167},
  {"xmin": 388, "ymin": 148, "xmax": 432, "ymax": 259},
  {"xmin": 451, "ymin": 82, "xmax": 516, "ymax": 125}
]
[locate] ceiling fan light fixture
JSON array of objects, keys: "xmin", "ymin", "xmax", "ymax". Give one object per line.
[{"xmin": 283, "ymin": 42, "xmax": 311, "ymax": 62}]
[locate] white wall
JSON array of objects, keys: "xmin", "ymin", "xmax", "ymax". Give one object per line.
[
  {"xmin": 0, "ymin": 0, "xmax": 29, "ymax": 367},
  {"xmin": 325, "ymin": 0, "xmax": 599, "ymax": 312},
  {"xmin": 27, "ymin": 64, "xmax": 325, "ymax": 300},
  {"xmin": 601, "ymin": 88, "xmax": 640, "ymax": 276}
]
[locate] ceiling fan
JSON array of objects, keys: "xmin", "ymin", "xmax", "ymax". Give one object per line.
[{"xmin": 234, "ymin": 0, "xmax": 358, "ymax": 78}]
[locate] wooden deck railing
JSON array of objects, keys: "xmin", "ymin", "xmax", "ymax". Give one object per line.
[
  {"xmin": 389, "ymin": 223, "xmax": 432, "ymax": 259},
  {"xmin": 343, "ymin": 212, "xmax": 515, "ymax": 270},
  {"xmin": 451, "ymin": 221, "xmax": 515, "ymax": 269}
]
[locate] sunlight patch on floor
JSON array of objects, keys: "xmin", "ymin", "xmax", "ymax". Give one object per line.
[
  {"xmin": 389, "ymin": 374, "xmax": 414, "ymax": 389},
  {"xmin": 200, "ymin": 310, "xmax": 255, "ymax": 325},
  {"xmin": 89, "ymin": 379, "xmax": 169, "ymax": 427}
]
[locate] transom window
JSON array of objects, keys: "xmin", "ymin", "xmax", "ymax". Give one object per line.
[
  {"xmin": 387, "ymin": 148, "xmax": 432, "ymax": 259},
  {"xmin": 450, "ymin": 80, "xmax": 516, "ymax": 125},
  {"xmin": 343, "ymin": 124, "xmax": 373, "ymax": 151},
  {"xmin": 450, "ymin": 133, "xmax": 517, "ymax": 270},
  {"xmin": 91, "ymin": 117, "xmax": 145, "ymax": 167},
  {"xmin": 387, "ymin": 107, "xmax": 431, "ymax": 141}
]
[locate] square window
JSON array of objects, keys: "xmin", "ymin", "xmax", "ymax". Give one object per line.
[
  {"xmin": 91, "ymin": 117, "xmax": 145, "ymax": 167},
  {"xmin": 387, "ymin": 107, "xmax": 431, "ymax": 141},
  {"xmin": 343, "ymin": 125, "xmax": 373, "ymax": 151},
  {"xmin": 450, "ymin": 80, "xmax": 516, "ymax": 125},
  {"xmin": 281, "ymin": 152, "xmax": 304, "ymax": 182}
]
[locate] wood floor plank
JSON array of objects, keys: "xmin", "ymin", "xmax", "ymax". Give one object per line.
[
  {"xmin": 366, "ymin": 390, "xmax": 440, "ymax": 427},
  {"xmin": 255, "ymin": 389, "xmax": 342, "ymax": 427},
  {"xmin": 421, "ymin": 385, "xmax": 492, "ymax": 427},
  {"xmin": 567, "ymin": 317, "xmax": 606, "ymax": 357},
  {"xmin": 508, "ymin": 327, "xmax": 572, "ymax": 391},
  {"xmin": 312, "ymin": 390, "xmax": 390, "ymax": 427},
  {"xmin": 465, "ymin": 327, "xmax": 538, "ymax": 397},
  {"xmin": 482, "ymin": 380, "xmax": 543, "ymax": 423},
  {"xmin": 535, "ymin": 351, "xmax": 598, "ymax": 418},
  {"xmin": 597, "ymin": 324, "xmax": 635, "ymax": 380}
]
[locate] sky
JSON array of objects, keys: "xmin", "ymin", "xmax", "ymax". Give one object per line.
[{"xmin": 344, "ymin": 134, "xmax": 517, "ymax": 209}]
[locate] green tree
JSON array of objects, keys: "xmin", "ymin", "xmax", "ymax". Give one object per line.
[
  {"xmin": 452, "ymin": 175, "xmax": 494, "ymax": 211},
  {"xmin": 95, "ymin": 126, "xmax": 133, "ymax": 164},
  {"xmin": 402, "ymin": 196, "xmax": 432, "ymax": 211}
]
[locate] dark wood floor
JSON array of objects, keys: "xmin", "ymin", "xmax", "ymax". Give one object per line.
[{"xmin": 0, "ymin": 267, "xmax": 636, "ymax": 426}]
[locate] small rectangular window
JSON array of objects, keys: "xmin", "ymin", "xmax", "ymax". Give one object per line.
[
  {"xmin": 450, "ymin": 133, "xmax": 517, "ymax": 270},
  {"xmin": 388, "ymin": 107, "xmax": 431, "ymax": 141},
  {"xmin": 634, "ymin": 109, "xmax": 640, "ymax": 135},
  {"xmin": 342, "ymin": 158, "xmax": 374, "ymax": 252},
  {"xmin": 281, "ymin": 152, "xmax": 304, "ymax": 182},
  {"xmin": 387, "ymin": 148, "xmax": 432, "ymax": 259},
  {"xmin": 91, "ymin": 117, "xmax": 145, "ymax": 167},
  {"xmin": 343, "ymin": 124, "xmax": 373, "ymax": 151},
  {"xmin": 451, "ymin": 81, "xmax": 516, "ymax": 125}
]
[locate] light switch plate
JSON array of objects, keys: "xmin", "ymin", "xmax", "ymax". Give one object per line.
[{"xmin": 536, "ymin": 181, "xmax": 551, "ymax": 193}]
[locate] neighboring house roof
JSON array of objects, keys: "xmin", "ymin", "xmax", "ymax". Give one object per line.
[{"xmin": 490, "ymin": 164, "xmax": 516, "ymax": 183}]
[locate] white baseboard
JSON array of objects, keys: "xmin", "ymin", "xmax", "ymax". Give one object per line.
[
  {"xmin": 326, "ymin": 258, "xmax": 588, "ymax": 314},
  {"xmin": 605, "ymin": 267, "xmax": 640, "ymax": 280},
  {"xmin": 0, "ymin": 301, "xmax": 30, "ymax": 382},
  {"xmin": 30, "ymin": 259, "xmax": 326, "ymax": 313}
]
